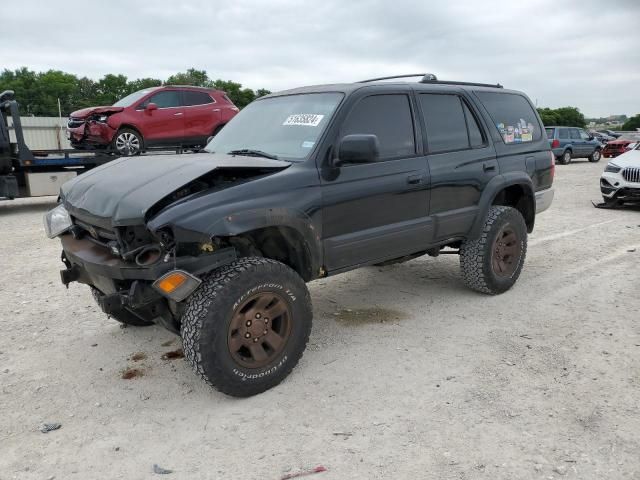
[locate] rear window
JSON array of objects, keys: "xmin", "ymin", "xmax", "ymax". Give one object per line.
[
  {"xmin": 545, "ymin": 128, "xmax": 555, "ymax": 139},
  {"xmin": 476, "ymin": 92, "xmax": 541, "ymax": 144}
]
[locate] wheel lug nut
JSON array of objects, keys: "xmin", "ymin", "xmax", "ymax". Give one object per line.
[
  {"xmin": 246, "ymin": 320, "xmax": 252, "ymax": 326},
  {"xmin": 263, "ymin": 330, "xmax": 268, "ymax": 335},
  {"xmin": 264, "ymin": 318, "xmax": 269, "ymax": 323},
  {"xmin": 255, "ymin": 313, "xmax": 262, "ymax": 319},
  {"xmin": 253, "ymin": 338, "xmax": 259, "ymax": 342},
  {"xmin": 244, "ymin": 333, "xmax": 251, "ymax": 338}
]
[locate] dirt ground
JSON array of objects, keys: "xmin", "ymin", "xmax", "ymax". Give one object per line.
[{"xmin": 1, "ymin": 159, "xmax": 639, "ymax": 480}]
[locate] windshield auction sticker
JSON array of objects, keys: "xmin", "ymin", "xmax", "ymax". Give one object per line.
[{"xmin": 282, "ymin": 114, "xmax": 325, "ymax": 127}]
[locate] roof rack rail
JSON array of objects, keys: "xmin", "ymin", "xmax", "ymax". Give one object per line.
[
  {"xmin": 357, "ymin": 73, "xmax": 503, "ymax": 89},
  {"xmin": 358, "ymin": 73, "xmax": 436, "ymax": 83}
]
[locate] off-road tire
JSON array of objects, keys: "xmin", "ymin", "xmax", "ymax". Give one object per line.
[
  {"xmin": 181, "ymin": 257, "xmax": 312, "ymax": 397},
  {"xmin": 459, "ymin": 206, "xmax": 527, "ymax": 295},
  {"xmin": 589, "ymin": 148, "xmax": 602, "ymax": 163},
  {"xmin": 558, "ymin": 150, "xmax": 572, "ymax": 165},
  {"xmin": 90, "ymin": 288, "xmax": 154, "ymax": 326}
]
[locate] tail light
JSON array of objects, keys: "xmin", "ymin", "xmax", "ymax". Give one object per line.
[
  {"xmin": 550, "ymin": 151, "xmax": 555, "ymax": 181},
  {"xmin": 551, "ymin": 139, "xmax": 560, "ymax": 149}
]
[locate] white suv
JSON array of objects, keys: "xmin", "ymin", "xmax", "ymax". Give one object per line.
[{"xmin": 601, "ymin": 143, "xmax": 640, "ymax": 205}]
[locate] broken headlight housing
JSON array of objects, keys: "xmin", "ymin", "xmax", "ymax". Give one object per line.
[
  {"xmin": 605, "ymin": 163, "xmax": 621, "ymax": 173},
  {"xmin": 43, "ymin": 204, "xmax": 73, "ymax": 238},
  {"xmin": 96, "ymin": 115, "xmax": 108, "ymax": 123}
]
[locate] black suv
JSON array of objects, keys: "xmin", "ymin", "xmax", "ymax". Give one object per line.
[{"xmin": 45, "ymin": 74, "xmax": 555, "ymax": 397}]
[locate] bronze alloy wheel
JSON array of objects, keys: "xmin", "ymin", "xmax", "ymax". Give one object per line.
[
  {"xmin": 228, "ymin": 292, "xmax": 292, "ymax": 368},
  {"xmin": 491, "ymin": 223, "xmax": 521, "ymax": 277}
]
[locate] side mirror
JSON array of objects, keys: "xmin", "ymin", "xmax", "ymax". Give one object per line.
[
  {"xmin": 334, "ymin": 134, "xmax": 379, "ymax": 166},
  {"xmin": 145, "ymin": 103, "xmax": 158, "ymax": 112}
]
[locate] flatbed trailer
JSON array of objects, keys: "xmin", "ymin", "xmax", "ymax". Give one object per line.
[{"xmin": 0, "ymin": 90, "xmax": 189, "ymax": 200}]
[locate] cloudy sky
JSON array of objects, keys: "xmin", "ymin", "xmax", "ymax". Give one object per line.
[{"xmin": 2, "ymin": 0, "xmax": 639, "ymax": 117}]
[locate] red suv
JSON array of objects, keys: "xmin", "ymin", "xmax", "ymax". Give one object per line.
[{"xmin": 67, "ymin": 86, "xmax": 239, "ymax": 155}]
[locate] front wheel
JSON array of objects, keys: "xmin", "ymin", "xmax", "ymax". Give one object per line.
[
  {"xmin": 589, "ymin": 149, "xmax": 602, "ymax": 162},
  {"xmin": 113, "ymin": 128, "xmax": 143, "ymax": 156},
  {"xmin": 181, "ymin": 257, "xmax": 312, "ymax": 397},
  {"xmin": 459, "ymin": 206, "xmax": 527, "ymax": 295}
]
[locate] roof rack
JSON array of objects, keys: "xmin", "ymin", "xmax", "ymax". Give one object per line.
[{"xmin": 357, "ymin": 73, "xmax": 503, "ymax": 89}]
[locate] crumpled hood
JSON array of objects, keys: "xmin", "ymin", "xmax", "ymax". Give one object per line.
[
  {"xmin": 69, "ymin": 106, "xmax": 124, "ymax": 118},
  {"xmin": 60, "ymin": 153, "xmax": 291, "ymax": 227}
]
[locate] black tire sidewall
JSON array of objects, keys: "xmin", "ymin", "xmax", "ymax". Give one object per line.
[
  {"xmin": 186, "ymin": 259, "xmax": 312, "ymax": 395},
  {"xmin": 562, "ymin": 151, "xmax": 571, "ymax": 164},
  {"xmin": 481, "ymin": 209, "xmax": 528, "ymax": 294},
  {"xmin": 590, "ymin": 149, "xmax": 601, "ymax": 162}
]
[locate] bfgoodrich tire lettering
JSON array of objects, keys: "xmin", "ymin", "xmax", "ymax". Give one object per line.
[
  {"xmin": 459, "ymin": 206, "xmax": 527, "ymax": 295},
  {"xmin": 181, "ymin": 257, "xmax": 312, "ymax": 397}
]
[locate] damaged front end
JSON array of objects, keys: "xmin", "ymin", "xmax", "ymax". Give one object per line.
[{"xmin": 47, "ymin": 152, "xmax": 291, "ymax": 332}]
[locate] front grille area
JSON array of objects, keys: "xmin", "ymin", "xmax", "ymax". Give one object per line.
[
  {"xmin": 622, "ymin": 168, "xmax": 640, "ymax": 183},
  {"xmin": 67, "ymin": 118, "xmax": 85, "ymax": 128},
  {"xmin": 74, "ymin": 218, "xmax": 117, "ymax": 245}
]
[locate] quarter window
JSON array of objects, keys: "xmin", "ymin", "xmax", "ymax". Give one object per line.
[
  {"xmin": 475, "ymin": 92, "xmax": 541, "ymax": 144},
  {"xmin": 463, "ymin": 102, "xmax": 485, "ymax": 148},
  {"xmin": 341, "ymin": 94, "xmax": 415, "ymax": 159},
  {"xmin": 183, "ymin": 90, "xmax": 214, "ymax": 106}
]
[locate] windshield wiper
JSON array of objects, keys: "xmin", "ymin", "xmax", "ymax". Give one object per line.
[{"xmin": 228, "ymin": 149, "xmax": 278, "ymax": 160}]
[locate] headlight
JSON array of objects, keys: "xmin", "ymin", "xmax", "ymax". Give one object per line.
[
  {"xmin": 96, "ymin": 115, "xmax": 108, "ymax": 123},
  {"xmin": 605, "ymin": 163, "xmax": 621, "ymax": 173},
  {"xmin": 43, "ymin": 204, "xmax": 72, "ymax": 238}
]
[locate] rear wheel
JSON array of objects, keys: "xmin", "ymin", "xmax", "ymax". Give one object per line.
[
  {"xmin": 181, "ymin": 257, "xmax": 312, "ymax": 397},
  {"xmin": 113, "ymin": 128, "xmax": 143, "ymax": 156},
  {"xmin": 91, "ymin": 288, "xmax": 154, "ymax": 326},
  {"xmin": 558, "ymin": 150, "xmax": 572, "ymax": 165},
  {"xmin": 459, "ymin": 206, "xmax": 527, "ymax": 295},
  {"xmin": 589, "ymin": 149, "xmax": 602, "ymax": 162}
]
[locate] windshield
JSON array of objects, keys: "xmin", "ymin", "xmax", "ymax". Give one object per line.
[
  {"xmin": 205, "ymin": 92, "xmax": 344, "ymax": 160},
  {"xmin": 113, "ymin": 89, "xmax": 157, "ymax": 107}
]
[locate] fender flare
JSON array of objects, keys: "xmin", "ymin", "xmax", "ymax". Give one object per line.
[
  {"xmin": 468, "ymin": 173, "xmax": 535, "ymax": 239},
  {"xmin": 203, "ymin": 207, "xmax": 322, "ymax": 280}
]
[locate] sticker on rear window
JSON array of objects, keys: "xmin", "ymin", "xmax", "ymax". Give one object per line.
[{"xmin": 283, "ymin": 114, "xmax": 324, "ymax": 127}]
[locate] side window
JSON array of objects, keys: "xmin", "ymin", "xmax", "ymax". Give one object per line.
[
  {"xmin": 579, "ymin": 130, "xmax": 590, "ymax": 140},
  {"xmin": 463, "ymin": 102, "xmax": 485, "ymax": 148},
  {"xmin": 341, "ymin": 94, "xmax": 415, "ymax": 160},
  {"xmin": 419, "ymin": 94, "xmax": 470, "ymax": 153},
  {"xmin": 147, "ymin": 91, "xmax": 181, "ymax": 108},
  {"xmin": 183, "ymin": 90, "xmax": 214, "ymax": 106},
  {"xmin": 475, "ymin": 92, "xmax": 541, "ymax": 144},
  {"xmin": 558, "ymin": 128, "xmax": 569, "ymax": 139},
  {"xmin": 569, "ymin": 128, "xmax": 581, "ymax": 140}
]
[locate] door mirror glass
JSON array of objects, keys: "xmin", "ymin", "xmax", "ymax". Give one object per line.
[
  {"xmin": 145, "ymin": 102, "xmax": 158, "ymax": 112},
  {"xmin": 335, "ymin": 134, "xmax": 379, "ymax": 166}
]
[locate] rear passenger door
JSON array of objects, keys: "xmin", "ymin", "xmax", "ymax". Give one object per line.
[
  {"xmin": 569, "ymin": 128, "xmax": 584, "ymax": 155},
  {"xmin": 182, "ymin": 90, "xmax": 220, "ymax": 142},
  {"xmin": 321, "ymin": 90, "xmax": 431, "ymax": 271},
  {"xmin": 417, "ymin": 91, "xmax": 497, "ymax": 240}
]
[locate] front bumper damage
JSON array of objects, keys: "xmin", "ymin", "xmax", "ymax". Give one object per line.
[
  {"xmin": 59, "ymin": 234, "xmax": 236, "ymax": 332},
  {"xmin": 600, "ymin": 174, "xmax": 640, "ymax": 204}
]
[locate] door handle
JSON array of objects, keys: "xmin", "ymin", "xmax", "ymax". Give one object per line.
[
  {"xmin": 407, "ymin": 174, "xmax": 424, "ymax": 185},
  {"xmin": 483, "ymin": 163, "xmax": 496, "ymax": 172},
  {"xmin": 174, "ymin": 112, "xmax": 183, "ymax": 116}
]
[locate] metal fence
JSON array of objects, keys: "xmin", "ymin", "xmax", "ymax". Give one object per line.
[{"xmin": 7, "ymin": 116, "xmax": 71, "ymax": 150}]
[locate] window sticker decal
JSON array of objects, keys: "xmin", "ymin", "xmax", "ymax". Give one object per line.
[
  {"xmin": 497, "ymin": 120, "xmax": 535, "ymax": 144},
  {"xmin": 301, "ymin": 141, "xmax": 315, "ymax": 148},
  {"xmin": 283, "ymin": 114, "xmax": 325, "ymax": 127}
]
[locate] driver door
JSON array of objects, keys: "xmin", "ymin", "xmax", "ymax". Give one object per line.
[
  {"xmin": 137, "ymin": 90, "xmax": 185, "ymax": 145},
  {"xmin": 320, "ymin": 90, "xmax": 431, "ymax": 271}
]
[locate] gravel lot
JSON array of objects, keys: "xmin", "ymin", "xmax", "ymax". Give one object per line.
[{"xmin": 1, "ymin": 159, "xmax": 639, "ymax": 480}]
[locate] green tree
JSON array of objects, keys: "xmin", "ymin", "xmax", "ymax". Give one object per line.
[
  {"xmin": 95, "ymin": 74, "xmax": 129, "ymax": 105},
  {"xmin": 165, "ymin": 68, "xmax": 210, "ymax": 86},
  {"xmin": 536, "ymin": 106, "xmax": 586, "ymax": 127},
  {"xmin": 127, "ymin": 77, "xmax": 162, "ymax": 92},
  {"xmin": 621, "ymin": 114, "xmax": 640, "ymax": 131}
]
